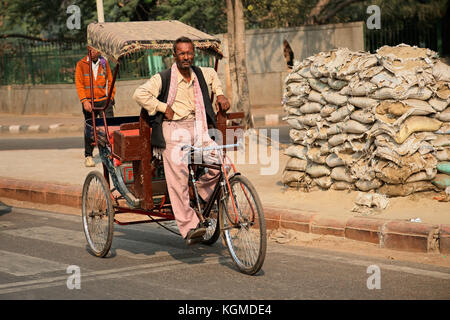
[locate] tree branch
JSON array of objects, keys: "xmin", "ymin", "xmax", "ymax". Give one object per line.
[
  {"xmin": 0, "ymin": 33, "xmax": 77, "ymax": 42},
  {"xmin": 317, "ymin": 0, "xmax": 366, "ymax": 24}
]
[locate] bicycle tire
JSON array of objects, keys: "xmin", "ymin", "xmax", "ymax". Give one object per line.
[
  {"xmin": 220, "ymin": 174, "xmax": 266, "ymax": 275},
  {"xmin": 81, "ymin": 171, "xmax": 114, "ymax": 257}
]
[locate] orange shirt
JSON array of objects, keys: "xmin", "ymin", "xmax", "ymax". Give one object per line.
[{"xmin": 75, "ymin": 56, "xmax": 115, "ymax": 103}]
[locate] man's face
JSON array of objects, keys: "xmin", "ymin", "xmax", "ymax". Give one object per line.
[
  {"xmin": 174, "ymin": 42, "xmax": 195, "ymax": 70},
  {"xmin": 90, "ymin": 48, "xmax": 100, "ymax": 61}
]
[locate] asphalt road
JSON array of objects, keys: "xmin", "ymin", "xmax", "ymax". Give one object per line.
[
  {"xmin": 1, "ymin": 203, "xmax": 449, "ymax": 303},
  {"xmin": 0, "ymin": 126, "xmax": 290, "ymax": 151}
]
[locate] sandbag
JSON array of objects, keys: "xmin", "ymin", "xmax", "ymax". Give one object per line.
[
  {"xmin": 285, "ymin": 117, "xmax": 307, "ymax": 130},
  {"xmin": 289, "ymin": 129, "xmax": 307, "ymax": 144},
  {"xmin": 371, "ymin": 87, "xmax": 402, "ymax": 100},
  {"xmin": 331, "ymin": 181, "xmax": 354, "ymax": 190},
  {"xmin": 435, "ymin": 82, "xmax": 450, "ymax": 100},
  {"xmin": 330, "ymin": 166, "xmax": 355, "ymax": 183},
  {"xmin": 308, "ymin": 90, "xmax": 327, "ymax": 105},
  {"xmin": 322, "ymin": 90, "xmax": 348, "ymax": 106},
  {"xmin": 285, "ymin": 157, "xmax": 308, "ymax": 171},
  {"xmin": 405, "ymin": 169, "xmax": 437, "ymax": 183},
  {"xmin": 394, "ymin": 116, "xmax": 442, "ymax": 144},
  {"xmin": 287, "ymin": 81, "xmax": 310, "ymax": 97},
  {"xmin": 437, "ymin": 162, "xmax": 450, "ymax": 174},
  {"xmin": 299, "ymin": 102, "xmax": 322, "ymax": 114},
  {"xmin": 328, "ymin": 78, "xmax": 348, "ymax": 90},
  {"xmin": 285, "ymin": 95, "xmax": 307, "ymax": 107},
  {"xmin": 282, "ymin": 170, "xmax": 306, "ymax": 185},
  {"xmin": 320, "ymin": 104, "xmax": 338, "ymax": 117},
  {"xmin": 348, "ymin": 96, "xmax": 379, "ymax": 109},
  {"xmin": 402, "ymin": 86, "xmax": 433, "ymax": 100},
  {"xmin": 350, "ymin": 109, "xmax": 375, "ymax": 124},
  {"xmin": 429, "ymin": 97, "xmax": 449, "ymax": 112},
  {"xmin": 308, "ymin": 78, "xmax": 329, "ymax": 92},
  {"xmin": 431, "ymin": 173, "xmax": 450, "ymax": 189},
  {"xmin": 377, "ymin": 181, "xmax": 436, "ymax": 197},
  {"xmin": 306, "ymin": 147, "xmax": 327, "ymax": 164},
  {"xmin": 297, "ymin": 114, "xmax": 322, "ymax": 126},
  {"xmin": 355, "ymin": 179, "xmax": 383, "ymax": 191},
  {"xmin": 339, "ymin": 120, "xmax": 371, "ymax": 134},
  {"xmin": 370, "ymin": 71, "xmax": 403, "ymax": 88},
  {"xmin": 328, "ymin": 134, "xmax": 346, "ymax": 147},
  {"xmin": 326, "ymin": 153, "xmax": 345, "ymax": 167},
  {"xmin": 435, "ymin": 107, "xmax": 450, "ymax": 122},
  {"xmin": 436, "ymin": 148, "xmax": 450, "ymax": 161},
  {"xmin": 374, "ymin": 153, "xmax": 437, "ymax": 184},
  {"xmin": 306, "ymin": 164, "xmax": 331, "ymax": 178},
  {"xmin": 327, "ymin": 104, "xmax": 355, "ymax": 122},
  {"xmin": 284, "ymin": 145, "xmax": 307, "ymax": 159},
  {"xmin": 348, "ymin": 81, "xmax": 377, "ymax": 96},
  {"xmin": 430, "ymin": 135, "xmax": 450, "ymax": 147},
  {"xmin": 314, "ymin": 176, "xmax": 333, "ymax": 189},
  {"xmin": 432, "ymin": 61, "xmax": 450, "ymax": 82}
]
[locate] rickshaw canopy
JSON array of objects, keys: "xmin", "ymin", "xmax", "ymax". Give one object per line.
[{"xmin": 87, "ymin": 20, "xmax": 223, "ymax": 62}]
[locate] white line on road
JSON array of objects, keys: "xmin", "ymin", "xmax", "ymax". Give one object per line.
[{"xmin": 0, "ymin": 255, "xmax": 228, "ymax": 295}]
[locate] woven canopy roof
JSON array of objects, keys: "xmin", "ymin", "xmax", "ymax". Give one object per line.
[{"xmin": 87, "ymin": 21, "xmax": 222, "ymax": 62}]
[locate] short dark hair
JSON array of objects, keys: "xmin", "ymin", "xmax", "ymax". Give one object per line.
[{"xmin": 173, "ymin": 36, "xmax": 194, "ymax": 53}]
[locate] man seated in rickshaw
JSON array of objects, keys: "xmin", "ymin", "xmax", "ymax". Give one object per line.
[{"xmin": 133, "ymin": 36, "xmax": 231, "ymax": 244}]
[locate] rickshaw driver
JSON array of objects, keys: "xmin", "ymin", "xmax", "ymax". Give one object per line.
[{"xmin": 133, "ymin": 37, "xmax": 231, "ymax": 244}]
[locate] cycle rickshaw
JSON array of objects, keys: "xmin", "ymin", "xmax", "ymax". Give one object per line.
[{"xmin": 82, "ymin": 21, "xmax": 266, "ymax": 275}]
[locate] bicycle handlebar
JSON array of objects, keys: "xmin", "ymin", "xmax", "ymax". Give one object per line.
[{"xmin": 181, "ymin": 142, "xmax": 242, "ymax": 152}]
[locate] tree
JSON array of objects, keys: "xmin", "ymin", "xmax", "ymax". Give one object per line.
[{"xmin": 226, "ymin": 0, "xmax": 253, "ymax": 129}]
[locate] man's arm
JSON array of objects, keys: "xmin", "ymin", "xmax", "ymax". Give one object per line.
[
  {"xmin": 132, "ymin": 74, "xmax": 168, "ymax": 116},
  {"xmin": 201, "ymin": 67, "xmax": 230, "ymax": 112},
  {"xmin": 75, "ymin": 61, "xmax": 92, "ymax": 112}
]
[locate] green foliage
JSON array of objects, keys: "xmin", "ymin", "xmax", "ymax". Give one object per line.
[{"xmin": 157, "ymin": 0, "xmax": 227, "ymax": 34}]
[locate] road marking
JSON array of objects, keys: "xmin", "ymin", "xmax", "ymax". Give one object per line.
[
  {"xmin": 0, "ymin": 250, "xmax": 67, "ymax": 276},
  {"xmin": 0, "ymin": 255, "xmax": 228, "ymax": 295},
  {"xmin": 2, "ymin": 226, "xmax": 186, "ymax": 259},
  {"xmin": 270, "ymin": 246, "xmax": 450, "ymax": 280}
]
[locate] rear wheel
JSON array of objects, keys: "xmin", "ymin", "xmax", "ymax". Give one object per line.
[
  {"xmin": 82, "ymin": 171, "xmax": 114, "ymax": 257},
  {"xmin": 220, "ymin": 175, "xmax": 266, "ymax": 275}
]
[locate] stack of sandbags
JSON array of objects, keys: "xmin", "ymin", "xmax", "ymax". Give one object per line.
[
  {"xmin": 281, "ymin": 44, "xmax": 450, "ymax": 197},
  {"xmin": 433, "ymin": 162, "xmax": 450, "ymax": 190}
]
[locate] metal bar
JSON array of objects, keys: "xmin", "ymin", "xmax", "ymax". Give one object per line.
[
  {"xmin": 88, "ymin": 48, "xmax": 98, "ymax": 147},
  {"xmin": 98, "ymin": 62, "xmax": 119, "ymax": 148},
  {"xmin": 114, "ymin": 218, "xmax": 173, "ymax": 226}
]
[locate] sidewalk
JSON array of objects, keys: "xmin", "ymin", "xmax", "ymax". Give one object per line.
[
  {"xmin": 0, "ymin": 110, "xmax": 449, "ymax": 256},
  {"xmin": 0, "ymin": 106, "xmax": 284, "ymax": 135}
]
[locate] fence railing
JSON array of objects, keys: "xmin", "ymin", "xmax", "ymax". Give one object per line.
[
  {"xmin": 0, "ymin": 40, "xmax": 215, "ymax": 85},
  {"xmin": 364, "ymin": 21, "xmax": 441, "ymax": 54}
]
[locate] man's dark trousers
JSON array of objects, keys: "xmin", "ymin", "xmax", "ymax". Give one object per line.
[{"xmin": 82, "ymin": 100, "xmax": 114, "ymax": 157}]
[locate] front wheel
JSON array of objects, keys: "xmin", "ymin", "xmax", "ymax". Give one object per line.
[
  {"xmin": 220, "ymin": 175, "xmax": 266, "ymax": 275},
  {"xmin": 82, "ymin": 171, "xmax": 114, "ymax": 257}
]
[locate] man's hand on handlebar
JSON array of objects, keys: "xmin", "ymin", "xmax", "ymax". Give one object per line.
[
  {"xmin": 216, "ymin": 95, "xmax": 230, "ymax": 112},
  {"xmin": 83, "ymin": 101, "xmax": 93, "ymax": 112}
]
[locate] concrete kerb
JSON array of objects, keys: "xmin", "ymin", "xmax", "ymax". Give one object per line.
[
  {"xmin": 1, "ymin": 176, "xmax": 449, "ymax": 255},
  {"xmin": 0, "ymin": 123, "xmax": 84, "ymax": 135}
]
